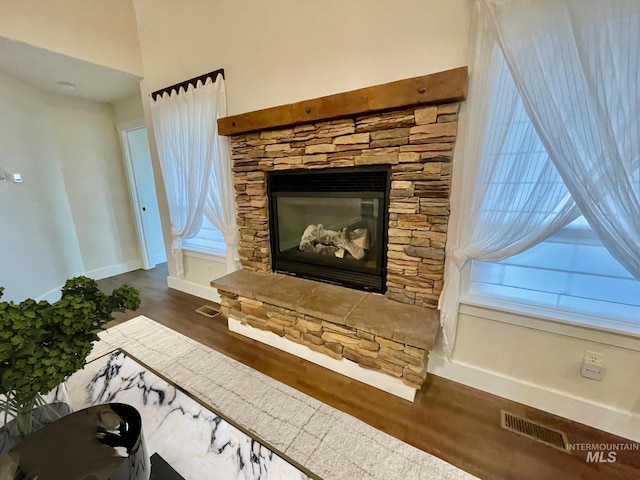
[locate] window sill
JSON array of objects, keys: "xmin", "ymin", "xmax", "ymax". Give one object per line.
[
  {"xmin": 182, "ymin": 248, "xmax": 227, "ymax": 264},
  {"xmin": 459, "ymin": 294, "xmax": 640, "ymax": 351}
]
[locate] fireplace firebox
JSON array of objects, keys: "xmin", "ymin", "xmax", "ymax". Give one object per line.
[{"xmin": 268, "ymin": 167, "xmax": 389, "ymax": 292}]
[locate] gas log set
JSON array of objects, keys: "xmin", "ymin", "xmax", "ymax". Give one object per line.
[{"xmin": 299, "ymin": 224, "xmax": 371, "ymax": 260}]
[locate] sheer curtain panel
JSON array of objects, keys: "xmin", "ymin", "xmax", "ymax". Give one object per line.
[
  {"xmin": 150, "ymin": 74, "xmax": 240, "ymax": 277},
  {"xmin": 486, "ymin": 0, "xmax": 640, "ymax": 279},
  {"xmin": 438, "ymin": 3, "xmax": 578, "ymax": 358},
  {"xmin": 204, "ymin": 79, "xmax": 241, "ymax": 273}
]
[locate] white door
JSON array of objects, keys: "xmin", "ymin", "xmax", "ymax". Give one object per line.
[{"xmin": 118, "ymin": 121, "xmax": 166, "ymax": 269}]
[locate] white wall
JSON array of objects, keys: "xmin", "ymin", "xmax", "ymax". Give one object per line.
[
  {"xmin": 0, "ymin": 72, "xmax": 84, "ymax": 301},
  {"xmin": 133, "ymin": 0, "xmax": 470, "ymax": 287},
  {"xmin": 428, "ymin": 306, "xmax": 640, "ymax": 441},
  {"xmin": 0, "ymin": 0, "xmax": 143, "ymax": 76},
  {"xmin": 113, "ymin": 93, "xmax": 145, "ymax": 125},
  {"xmin": 167, "ymin": 252, "xmax": 226, "ymax": 303},
  {"xmin": 135, "ymin": 0, "xmax": 470, "ymax": 116},
  {"xmin": 48, "ymin": 95, "xmax": 141, "ymax": 275},
  {"xmin": 0, "ymin": 71, "xmax": 141, "ymax": 301}
]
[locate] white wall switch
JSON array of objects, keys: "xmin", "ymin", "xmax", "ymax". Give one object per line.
[{"xmin": 11, "ymin": 173, "xmax": 22, "ymax": 183}]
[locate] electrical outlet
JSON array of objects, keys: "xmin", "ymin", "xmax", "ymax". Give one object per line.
[
  {"xmin": 583, "ymin": 350, "xmax": 604, "ymax": 365},
  {"xmin": 581, "ymin": 350, "xmax": 605, "ymax": 381}
]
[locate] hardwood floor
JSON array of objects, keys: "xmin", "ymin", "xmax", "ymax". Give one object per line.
[{"xmin": 99, "ymin": 264, "xmax": 640, "ymax": 480}]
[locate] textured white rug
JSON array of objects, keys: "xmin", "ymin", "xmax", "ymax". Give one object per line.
[{"xmin": 92, "ymin": 316, "xmax": 477, "ymax": 480}]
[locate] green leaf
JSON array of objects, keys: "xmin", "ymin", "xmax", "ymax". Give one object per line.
[{"xmin": 1, "ymin": 277, "xmax": 140, "ymax": 408}]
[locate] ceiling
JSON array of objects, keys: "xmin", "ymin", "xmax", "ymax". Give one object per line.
[{"xmin": 0, "ymin": 37, "xmax": 142, "ymax": 104}]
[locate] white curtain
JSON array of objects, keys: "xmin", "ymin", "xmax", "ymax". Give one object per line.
[
  {"xmin": 440, "ymin": 0, "xmax": 640, "ymax": 358},
  {"xmin": 150, "ymin": 74, "xmax": 240, "ymax": 278},
  {"xmin": 204, "ymin": 80, "xmax": 241, "ymax": 273},
  {"xmin": 487, "ymin": 0, "xmax": 640, "ymax": 279},
  {"xmin": 438, "ymin": 3, "xmax": 579, "ymax": 358}
]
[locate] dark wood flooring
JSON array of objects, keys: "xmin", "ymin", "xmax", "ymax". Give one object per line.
[{"xmin": 99, "ymin": 264, "xmax": 640, "ymax": 480}]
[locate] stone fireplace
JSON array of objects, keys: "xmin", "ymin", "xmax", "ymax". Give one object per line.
[
  {"xmin": 230, "ymin": 102, "xmax": 458, "ymax": 307},
  {"xmin": 212, "ymin": 68, "xmax": 467, "ymax": 400}
]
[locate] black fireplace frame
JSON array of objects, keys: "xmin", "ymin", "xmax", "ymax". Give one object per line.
[{"xmin": 267, "ymin": 166, "xmax": 390, "ymax": 293}]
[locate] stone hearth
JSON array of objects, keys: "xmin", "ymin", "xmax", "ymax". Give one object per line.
[
  {"xmin": 212, "ymin": 270, "xmax": 438, "ymax": 391},
  {"xmin": 214, "ymin": 70, "xmax": 466, "ymax": 395}
]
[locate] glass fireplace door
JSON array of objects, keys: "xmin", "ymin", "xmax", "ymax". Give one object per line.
[{"xmin": 268, "ymin": 168, "xmax": 389, "ymax": 292}]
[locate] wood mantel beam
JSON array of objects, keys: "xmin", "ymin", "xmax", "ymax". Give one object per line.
[{"xmin": 218, "ymin": 66, "xmax": 468, "ymax": 136}]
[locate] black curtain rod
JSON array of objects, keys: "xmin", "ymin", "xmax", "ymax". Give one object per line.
[{"xmin": 151, "ymin": 68, "xmax": 225, "ymax": 101}]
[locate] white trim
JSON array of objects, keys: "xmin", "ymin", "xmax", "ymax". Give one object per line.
[
  {"xmin": 428, "ymin": 352, "xmax": 640, "ymax": 443},
  {"xmin": 117, "ymin": 118, "xmax": 147, "ymax": 132},
  {"xmin": 181, "ymin": 244, "xmax": 227, "ymax": 258},
  {"xmin": 461, "ymin": 252, "xmax": 640, "ymax": 348},
  {"xmin": 36, "ymin": 284, "xmax": 65, "ymax": 303},
  {"xmin": 35, "ymin": 259, "xmax": 143, "ymax": 302},
  {"xmin": 86, "ymin": 259, "xmax": 143, "ymax": 281},
  {"xmin": 459, "ymin": 301, "xmax": 640, "ymax": 351},
  {"xmin": 228, "ymin": 316, "xmax": 417, "ymax": 402},
  {"xmin": 117, "ymin": 119, "xmax": 155, "ymax": 270},
  {"xmin": 167, "ymin": 276, "xmax": 221, "ymax": 303},
  {"xmin": 182, "ymin": 249, "xmax": 227, "ymax": 264}
]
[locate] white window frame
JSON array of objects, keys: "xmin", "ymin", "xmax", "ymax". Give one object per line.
[
  {"xmin": 450, "ymin": 63, "xmax": 640, "ymax": 347},
  {"xmin": 181, "ymin": 216, "xmax": 227, "ymax": 261},
  {"xmin": 459, "ymin": 241, "xmax": 640, "ymax": 350}
]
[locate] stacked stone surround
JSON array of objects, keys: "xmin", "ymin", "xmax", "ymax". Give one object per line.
[
  {"xmin": 229, "ymin": 102, "xmax": 459, "ymax": 309},
  {"xmin": 212, "ymin": 270, "xmax": 436, "ymax": 389}
]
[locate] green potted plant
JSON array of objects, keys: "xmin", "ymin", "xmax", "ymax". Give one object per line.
[{"xmin": 0, "ymin": 276, "xmax": 140, "ymax": 442}]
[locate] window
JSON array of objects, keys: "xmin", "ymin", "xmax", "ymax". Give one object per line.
[
  {"xmin": 476, "ymin": 95, "xmax": 569, "ymax": 231},
  {"xmin": 467, "ymin": 216, "xmax": 640, "ymax": 327},
  {"xmin": 464, "ymin": 75, "xmax": 640, "ymax": 329},
  {"xmin": 181, "ymin": 217, "xmax": 226, "ymax": 257},
  {"xmin": 437, "ymin": 1, "xmax": 640, "ymax": 355}
]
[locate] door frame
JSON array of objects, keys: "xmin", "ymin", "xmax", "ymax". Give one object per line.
[{"xmin": 117, "ymin": 119, "xmax": 155, "ymax": 270}]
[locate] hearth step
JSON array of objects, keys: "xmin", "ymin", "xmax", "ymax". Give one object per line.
[{"xmin": 211, "ymin": 269, "xmax": 439, "ymax": 397}]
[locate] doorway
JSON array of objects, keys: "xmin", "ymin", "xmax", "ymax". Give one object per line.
[{"xmin": 118, "ymin": 120, "xmax": 166, "ymax": 269}]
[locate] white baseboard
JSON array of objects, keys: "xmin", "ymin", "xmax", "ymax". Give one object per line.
[
  {"xmin": 86, "ymin": 259, "xmax": 143, "ymax": 281},
  {"xmin": 228, "ymin": 317, "xmax": 417, "ymax": 402},
  {"xmin": 428, "ymin": 353, "xmax": 640, "ymax": 443},
  {"xmin": 34, "ymin": 260, "xmax": 143, "ymax": 303},
  {"xmin": 167, "ymin": 276, "xmax": 221, "ymax": 303},
  {"xmin": 36, "ymin": 284, "xmax": 65, "ymax": 303}
]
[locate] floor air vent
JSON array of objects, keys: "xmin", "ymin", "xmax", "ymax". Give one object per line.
[
  {"xmin": 501, "ymin": 410, "xmax": 568, "ymax": 451},
  {"xmin": 195, "ymin": 305, "xmax": 220, "ymax": 318}
]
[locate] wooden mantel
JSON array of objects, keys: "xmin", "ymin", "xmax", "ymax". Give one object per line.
[{"xmin": 218, "ymin": 66, "xmax": 468, "ymax": 136}]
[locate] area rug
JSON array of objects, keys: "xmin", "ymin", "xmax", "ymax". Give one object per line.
[{"xmin": 89, "ymin": 316, "xmax": 477, "ymax": 480}]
